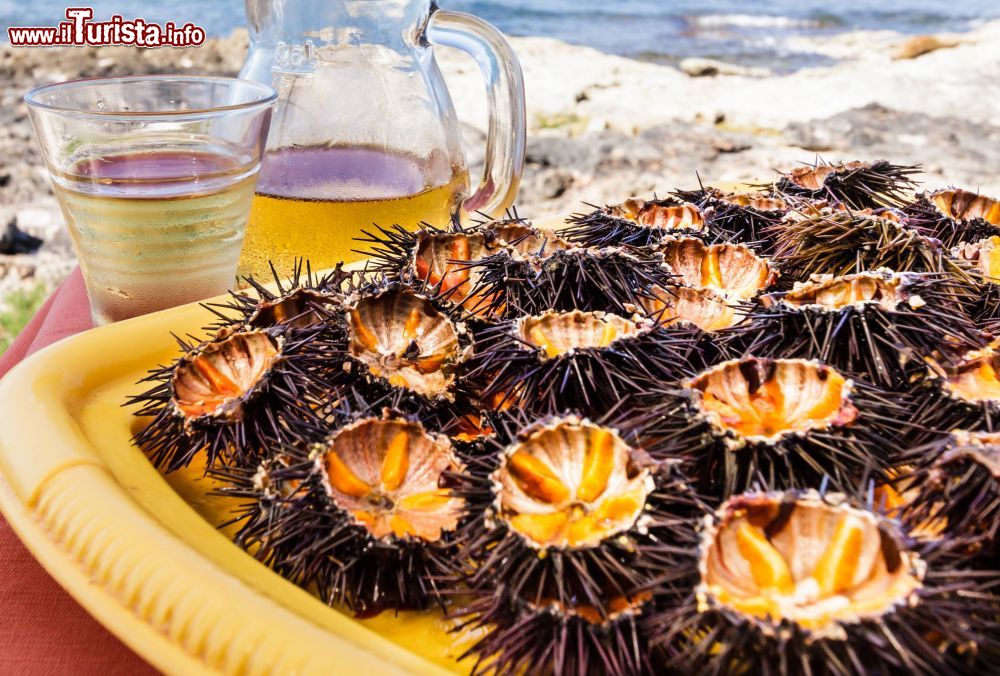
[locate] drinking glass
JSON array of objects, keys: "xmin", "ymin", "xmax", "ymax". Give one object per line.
[{"xmin": 25, "ymin": 76, "xmax": 276, "ymax": 325}]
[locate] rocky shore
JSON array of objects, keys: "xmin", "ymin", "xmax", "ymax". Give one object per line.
[{"xmin": 2, "ymin": 21, "xmax": 999, "ymax": 306}]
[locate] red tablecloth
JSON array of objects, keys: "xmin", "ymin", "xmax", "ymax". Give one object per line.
[{"xmin": 0, "ymin": 269, "xmax": 155, "ymax": 675}]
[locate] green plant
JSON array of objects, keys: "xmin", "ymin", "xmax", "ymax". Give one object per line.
[{"xmin": 0, "ymin": 284, "xmax": 48, "ymax": 355}]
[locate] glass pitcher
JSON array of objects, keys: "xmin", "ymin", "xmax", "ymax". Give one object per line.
[{"xmin": 237, "ymin": 0, "xmax": 526, "ymax": 279}]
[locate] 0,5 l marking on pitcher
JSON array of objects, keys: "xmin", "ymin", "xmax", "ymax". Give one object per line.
[{"xmin": 274, "ymin": 40, "xmax": 318, "ymax": 71}]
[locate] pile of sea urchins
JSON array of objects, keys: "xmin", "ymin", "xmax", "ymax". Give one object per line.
[{"xmin": 130, "ymin": 160, "xmax": 1000, "ymax": 675}]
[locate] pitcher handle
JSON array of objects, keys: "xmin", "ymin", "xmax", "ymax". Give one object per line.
[{"xmin": 425, "ymin": 8, "xmax": 526, "ymax": 217}]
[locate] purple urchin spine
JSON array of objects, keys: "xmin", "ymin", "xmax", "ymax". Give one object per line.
[
  {"xmin": 724, "ymin": 271, "xmax": 986, "ymax": 390},
  {"xmin": 772, "ymin": 159, "xmax": 920, "ymax": 210}
]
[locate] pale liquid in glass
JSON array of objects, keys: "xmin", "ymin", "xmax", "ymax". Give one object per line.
[
  {"xmin": 236, "ymin": 146, "xmax": 468, "ymax": 281},
  {"xmin": 52, "ymin": 149, "xmax": 258, "ymax": 324}
]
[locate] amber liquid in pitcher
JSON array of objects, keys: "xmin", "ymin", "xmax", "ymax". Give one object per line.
[{"xmin": 236, "ymin": 146, "xmax": 468, "ymax": 280}]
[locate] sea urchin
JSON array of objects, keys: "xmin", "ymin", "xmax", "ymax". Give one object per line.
[
  {"xmin": 646, "ymin": 489, "xmax": 1000, "ymax": 675},
  {"xmin": 729, "ymin": 270, "xmax": 984, "ymax": 389},
  {"xmin": 222, "ymin": 413, "xmax": 466, "ymax": 615},
  {"xmin": 130, "ymin": 327, "xmax": 332, "ymax": 472},
  {"xmin": 637, "ymin": 357, "xmax": 901, "ymax": 495}
]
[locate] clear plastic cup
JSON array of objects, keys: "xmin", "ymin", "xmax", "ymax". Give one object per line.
[{"xmin": 25, "ymin": 76, "xmax": 276, "ymax": 325}]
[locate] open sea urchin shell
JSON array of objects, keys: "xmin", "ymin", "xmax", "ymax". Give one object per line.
[
  {"xmin": 630, "ymin": 285, "xmax": 744, "ymax": 333},
  {"xmin": 221, "ymin": 414, "xmax": 465, "ymax": 615},
  {"xmin": 344, "ymin": 287, "xmax": 471, "ymax": 401},
  {"xmin": 697, "ymin": 491, "xmax": 922, "ymax": 639},
  {"xmin": 560, "ymin": 197, "xmax": 710, "ymax": 249},
  {"xmin": 450, "ymin": 415, "xmax": 704, "ymax": 616},
  {"xmin": 467, "ymin": 309, "xmax": 707, "ymax": 417},
  {"xmin": 623, "ymin": 284, "xmax": 745, "ymax": 370},
  {"xmin": 410, "ymin": 230, "xmax": 499, "ymax": 315},
  {"xmin": 171, "ymin": 331, "xmax": 281, "ymax": 420},
  {"xmin": 728, "ymin": 271, "xmax": 985, "ymax": 389},
  {"xmin": 954, "ymin": 235, "xmax": 1000, "ymax": 329},
  {"xmin": 894, "ymin": 430, "xmax": 1000, "ymax": 559},
  {"xmin": 904, "ymin": 188, "xmax": 1000, "ymax": 249},
  {"xmin": 659, "ymin": 237, "xmax": 779, "ymax": 300},
  {"xmin": 908, "ymin": 339, "xmax": 1000, "ymax": 443},
  {"xmin": 636, "ymin": 357, "xmax": 902, "ymax": 495},
  {"xmin": 205, "ymin": 259, "xmax": 355, "ymax": 334},
  {"xmin": 355, "ymin": 221, "xmax": 466, "ymax": 280},
  {"xmin": 492, "ymin": 418, "xmax": 653, "ymax": 551},
  {"xmin": 645, "ymin": 489, "xmax": 1000, "ymax": 675},
  {"xmin": 689, "ymin": 358, "xmax": 858, "ymax": 445},
  {"xmin": 316, "ymin": 416, "xmax": 464, "ymax": 542},
  {"xmin": 939, "ymin": 345, "xmax": 1000, "ymax": 404},
  {"xmin": 130, "ymin": 328, "xmax": 332, "ymax": 472},
  {"xmin": 773, "ymin": 160, "xmax": 919, "ymax": 210}
]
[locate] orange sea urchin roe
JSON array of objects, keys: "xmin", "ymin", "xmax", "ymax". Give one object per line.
[
  {"xmin": 661, "ymin": 238, "xmax": 775, "ymax": 300},
  {"xmin": 413, "ymin": 233, "xmax": 475, "ymax": 294},
  {"xmin": 172, "ymin": 331, "xmax": 281, "ymax": 419},
  {"xmin": 518, "ymin": 311, "xmax": 640, "ymax": 359},
  {"xmin": 411, "ymin": 232, "xmax": 507, "ymax": 318},
  {"xmin": 944, "ymin": 346, "xmax": 1000, "ymax": 403},
  {"xmin": 776, "ymin": 273, "xmax": 902, "ymax": 311},
  {"xmin": 688, "ymin": 359, "xmax": 856, "ymax": 441},
  {"xmin": 701, "ymin": 494, "xmax": 922, "ymax": 637},
  {"xmin": 636, "ymin": 202, "xmax": 705, "ymax": 231},
  {"xmin": 347, "ymin": 291, "xmax": 462, "ymax": 397},
  {"xmin": 931, "ymin": 189, "xmax": 1000, "ymax": 225},
  {"xmin": 495, "ymin": 418, "xmax": 652, "ymax": 550},
  {"xmin": 319, "ymin": 418, "xmax": 463, "ymax": 541}
]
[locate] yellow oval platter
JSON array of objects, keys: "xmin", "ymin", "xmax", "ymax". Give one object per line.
[{"xmin": 0, "ymin": 289, "xmax": 473, "ymax": 675}]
